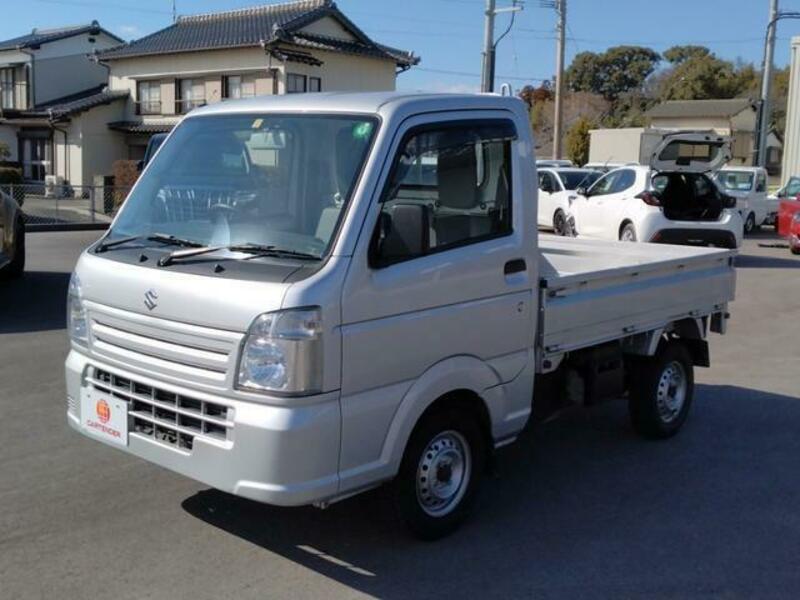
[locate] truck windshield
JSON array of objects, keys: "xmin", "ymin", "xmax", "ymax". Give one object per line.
[
  {"xmin": 716, "ymin": 171, "xmax": 753, "ymax": 192},
  {"xmin": 109, "ymin": 113, "xmax": 378, "ymax": 259}
]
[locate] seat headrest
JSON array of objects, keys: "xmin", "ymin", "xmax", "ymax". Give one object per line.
[{"xmin": 437, "ymin": 145, "xmax": 478, "ymax": 210}]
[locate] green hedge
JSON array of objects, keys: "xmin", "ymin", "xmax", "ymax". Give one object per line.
[{"xmin": 0, "ymin": 167, "xmax": 22, "ymax": 184}]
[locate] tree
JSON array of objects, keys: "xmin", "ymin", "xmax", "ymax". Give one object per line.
[
  {"xmin": 518, "ymin": 82, "xmax": 553, "ymax": 108},
  {"xmin": 658, "ymin": 53, "xmax": 749, "ymax": 100},
  {"xmin": 565, "ymin": 116, "xmax": 594, "ymax": 166},
  {"xmin": 566, "ymin": 46, "xmax": 661, "ymax": 100},
  {"xmin": 663, "ymin": 45, "xmax": 710, "ymax": 65}
]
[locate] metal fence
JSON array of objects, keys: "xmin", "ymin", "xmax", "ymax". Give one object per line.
[{"xmin": 0, "ymin": 183, "xmax": 132, "ymax": 230}]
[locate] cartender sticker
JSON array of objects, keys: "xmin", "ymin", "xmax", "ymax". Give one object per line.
[{"xmin": 80, "ymin": 389, "xmax": 128, "ymax": 447}]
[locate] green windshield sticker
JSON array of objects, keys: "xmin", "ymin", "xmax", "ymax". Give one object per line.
[{"xmin": 353, "ymin": 121, "xmax": 373, "ymax": 140}]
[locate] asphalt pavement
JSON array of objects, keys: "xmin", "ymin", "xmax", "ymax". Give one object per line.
[{"xmin": 1, "ymin": 230, "xmax": 799, "ymax": 599}]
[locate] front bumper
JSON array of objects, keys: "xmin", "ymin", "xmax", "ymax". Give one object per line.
[{"xmin": 65, "ymin": 350, "xmax": 341, "ymax": 506}]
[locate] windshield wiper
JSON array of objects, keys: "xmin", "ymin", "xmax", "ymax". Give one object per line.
[
  {"xmin": 158, "ymin": 243, "xmax": 321, "ymax": 267},
  {"xmin": 95, "ymin": 233, "xmax": 204, "ymax": 254},
  {"xmin": 95, "ymin": 234, "xmax": 141, "ymax": 253}
]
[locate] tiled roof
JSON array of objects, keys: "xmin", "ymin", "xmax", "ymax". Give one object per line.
[
  {"xmin": 98, "ymin": 0, "xmax": 418, "ymax": 67},
  {"xmin": 1, "ymin": 86, "xmax": 128, "ymax": 121},
  {"xmin": 0, "ymin": 21, "xmax": 123, "ymax": 51},
  {"xmin": 108, "ymin": 121, "xmax": 176, "ymax": 134},
  {"xmin": 646, "ymin": 98, "xmax": 756, "ymax": 119}
]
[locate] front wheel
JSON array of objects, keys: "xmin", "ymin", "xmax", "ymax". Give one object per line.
[
  {"xmin": 744, "ymin": 212, "xmax": 756, "ymax": 234},
  {"xmin": 394, "ymin": 407, "xmax": 486, "ymax": 540},
  {"xmin": 0, "ymin": 217, "xmax": 25, "ymax": 279},
  {"xmin": 628, "ymin": 341, "xmax": 694, "ymax": 439},
  {"xmin": 620, "ymin": 223, "xmax": 637, "ymax": 242},
  {"xmin": 553, "ymin": 210, "xmax": 567, "ymax": 236}
]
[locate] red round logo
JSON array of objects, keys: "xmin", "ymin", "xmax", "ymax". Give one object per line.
[{"xmin": 96, "ymin": 399, "xmax": 111, "ymax": 424}]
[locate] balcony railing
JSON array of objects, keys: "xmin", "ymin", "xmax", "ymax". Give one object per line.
[
  {"xmin": 175, "ymin": 98, "xmax": 206, "ymax": 115},
  {"xmin": 135, "ymin": 100, "xmax": 162, "ymax": 116}
]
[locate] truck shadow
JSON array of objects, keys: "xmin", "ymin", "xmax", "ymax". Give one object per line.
[
  {"xmin": 735, "ymin": 254, "xmax": 800, "ymax": 269},
  {"xmin": 0, "ymin": 271, "xmax": 70, "ymax": 334},
  {"xmin": 182, "ymin": 384, "xmax": 800, "ymax": 598}
]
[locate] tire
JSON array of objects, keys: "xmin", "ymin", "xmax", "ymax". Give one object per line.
[
  {"xmin": 553, "ymin": 210, "xmax": 567, "ymax": 236},
  {"xmin": 744, "ymin": 212, "xmax": 756, "ymax": 234},
  {"xmin": 0, "ymin": 217, "xmax": 25, "ymax": 279},
  {"xmin": 791, "ymin": 246, "xmax": 800, "ymax": 256},
  {"xmin": 620, "ymin": 223, "xmax": 637, "ymax": 242},
  {"xmin": 394, "ymin": 406, "xmax": 486, "ymax": 540},
  {"xmin": 628, "ymin": 341, "xmax": 694, "ymax": 439}
]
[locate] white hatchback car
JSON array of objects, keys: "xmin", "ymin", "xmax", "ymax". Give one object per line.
[
  {"xmin": 569, "ymin": 133, "xmax": 743, "ymax": 249},
  {"xmin": 714, "ymin": 166, "xmax": 771, "ymax": 233},
  {"xmin": 537, "ymin": 168, "xmax": 602, "ymax": 234}
]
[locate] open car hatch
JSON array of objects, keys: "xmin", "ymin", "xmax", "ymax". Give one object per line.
[{"xmin": 649, "ymin": 131, "xmax": 732, "ymax": 174}]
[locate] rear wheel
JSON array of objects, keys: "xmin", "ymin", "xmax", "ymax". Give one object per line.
[
  {"xmin": 791, "ymin": 246, "xmax": 800, "ymax": 256},
  {"xmin": 620, "ymin": 223, "xmax": 637, "ymax": 242},
  {"xmin": 553, "ymin": 210, "xmax": 567, "ymax": 236},
  {"xmin": 0, "ymin": 217, "xmax": 25, "ymax": 279},
  {"xmin": 394, "ymin": 406, "xmax": 486, "ymax": 540},
  {"xmin": 628, "ymin": 341, "xmax": 694, "ymax": 439},
  {"xmin": 744, "ymin": 212, "xmax": 756, "ymax": 234}
]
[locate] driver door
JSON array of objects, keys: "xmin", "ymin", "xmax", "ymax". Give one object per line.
[{"xmin": 573, "ymin": 168, "xmax": 637, "ymax": 239}]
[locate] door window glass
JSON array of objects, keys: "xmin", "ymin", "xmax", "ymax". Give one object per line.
[
  {"xmin": 784, "ymin": 177, "xmax": 800, "ymax": 197},
  {"xmin": 373, "ymin": 121, "xmax": 516, "ymax": 265},
  {"xmin": 588, "ymin": 171, "xmax": 619, "ymax": 196},
  {"xmin": 756, "ymin": 173, "xmax": 767, "ymax": 193},
  {"xmin": 610, "ymin": 169, "xmax": 636, "ymax": 194}
]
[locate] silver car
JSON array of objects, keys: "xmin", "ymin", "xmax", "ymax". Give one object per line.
[{"xmin": 0, "ymin": 189, "xmax": 25, "ymax": 278}]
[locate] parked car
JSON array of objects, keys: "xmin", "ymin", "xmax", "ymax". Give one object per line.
[
  {"xmin": 0, "ymin": 188, "xmax": 25, "ymax": 278},
  {"xmin": 536, "ymin": 158, "xmax": 574, "ymax": 168},
  {"xmin": 714, "ymin": 166, "xmax": 770, "ymax": 233},
  {"xmin": 137, "ymin": 133, "xmax": 169, "ymax": 171},
  {"xmin": 777, "ymin": 198, "xmax": 800, "ymax": 239},
  {"xmin": 66, "ymin": 93, "xmax": 736, "ymax": 539},
  {"xmin": 537, "ymin": 168, "xmax": 602, "ymax": 234},
  {"xmin": 769, "ymin": 176, "xmax": 800, "ymax": 228},
  {"xmin": 569, "ymin": 133, "xmax": 742, "ymax": 249},
  {"xmin": 584, "ymin": 161, "xmax": 637, "ymax": 173},
  {"xmin": 789, "ymin": 212, "xmax": 800, "ymax": 255}
]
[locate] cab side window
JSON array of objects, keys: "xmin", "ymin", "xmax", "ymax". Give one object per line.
[
  {"xmin": 371, "ymin": 121, "xmax": 516, "ymax": 267},
  {"xmin": 756, "ymin": 173, "xmax": 767, "ymax": 193}
]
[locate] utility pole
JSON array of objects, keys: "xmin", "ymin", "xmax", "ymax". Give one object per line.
[
  {"xmin": 757, "ymin": 0, "xmax": 779, "ymax": 167},
  {"xmin": 481, "ymin": 0, "xmax": 497, "ymax": 93},
  {"xmin": 552, "ymin": 0, "xmax": 566, "ymax": 159}
]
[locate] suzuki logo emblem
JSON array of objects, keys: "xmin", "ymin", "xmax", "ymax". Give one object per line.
[{"xmin": 144, "ymin": 289, "xmax": 159, "ymax": 311}]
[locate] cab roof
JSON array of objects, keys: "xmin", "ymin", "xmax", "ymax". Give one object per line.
[{"xmin": 186, "ymin": 91, "xmax": 527, "ymax": 120}]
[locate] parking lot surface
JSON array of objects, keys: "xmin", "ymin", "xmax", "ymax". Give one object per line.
[{"xmin": 2, "ymin": 231, "xmax": 799, "ymax": 599}]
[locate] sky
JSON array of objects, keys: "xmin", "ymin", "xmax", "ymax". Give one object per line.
[{"xmin": 2, "ymin": 0, "xmax": 800, "ymax": 93}]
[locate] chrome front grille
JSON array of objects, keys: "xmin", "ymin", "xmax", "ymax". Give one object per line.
[
  {"xmin": 86, "ymin": 304, "xmax": 242, "ymax": 389},
  {"xmin": 91, "ymin": 368, "xmax": 234, "ymax": 452}
]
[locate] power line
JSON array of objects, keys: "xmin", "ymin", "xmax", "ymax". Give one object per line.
[
  {"xmin": 29, "ymin": 0, "xmax": 172, "ymax": 15},
  {"xmin": 417, "ymin": 66, "xmax": 549, "ymax": 82}
]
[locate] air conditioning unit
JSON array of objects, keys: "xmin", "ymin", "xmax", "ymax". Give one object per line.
[{"xmin": 44, "ymin": 175, "xmax": 65, "ymax": 198}]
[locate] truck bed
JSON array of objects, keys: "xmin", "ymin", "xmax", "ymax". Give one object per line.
[{"xmin": 537, "ymin": 235, "xmax": 736, "ymax": 362}]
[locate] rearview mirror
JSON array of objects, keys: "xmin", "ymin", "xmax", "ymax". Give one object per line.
[{"xmin": 371, "ymin": 203, "xmax": 430, "ymax": 267}]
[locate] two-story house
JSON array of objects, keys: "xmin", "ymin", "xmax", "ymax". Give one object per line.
[
  {"xmin": 0, "ymin": 22, "xmax": 125, "ymax": 183},
  {"xmin": 99, "ymin": 0, "xmax": 419, "ymax": 161}
]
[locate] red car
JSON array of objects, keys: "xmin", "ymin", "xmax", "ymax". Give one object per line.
[{"xmin": 777, "ymin": 200, "xmax": 800, "ymax": 254}]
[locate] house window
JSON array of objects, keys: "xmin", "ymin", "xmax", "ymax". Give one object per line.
[
  {"xmin": 177, "ymin": 79, "xmax": 206, "ymax": 114},
  {"xmin": 224, "ymin": 75, "xmax": 256, "ymax": 100},
  {"xmin": 136, "ymin": 80, "xmax": 161, "ymax": 115},
  {"xmin": 309, "ymin": 77, "xmax": 321, "ymax": 93},
  {"xmin": 1, "ymin": 68, "xmax": 14, "ymax": 109},
  {"xmin": 286, "ymin": 73, "xmax": 307, "ymax": 94}
]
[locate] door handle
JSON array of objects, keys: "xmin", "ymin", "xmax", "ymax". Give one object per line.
[{"xmin": 504, "ymin": 258, "xmax": 527, "ymax": 275}]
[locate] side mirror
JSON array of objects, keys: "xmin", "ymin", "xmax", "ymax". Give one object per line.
[
  {"xmin": 576, "ymin": 186, "xmax": 588, "ymax": 197},
  {"xmin": 136, "ymin": 160, "xmax": 145, "ymax": 172},
  {"xmin": 371, "ymin": 203, "xmax": 429, "ymax": 267}
]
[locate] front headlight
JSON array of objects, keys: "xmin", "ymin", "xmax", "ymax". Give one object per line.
[
  {"xmin": 793, "ymin": 212, "xmax": 800, "ymax": 223},
  {"xmin": 67, "ymin": 272, "xmax": 88, "ymax": 347},
  {"xmin": 237, "ymin": 307, "xmax": 323, "ymax": 395}
]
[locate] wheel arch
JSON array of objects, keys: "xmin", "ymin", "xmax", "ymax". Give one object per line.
[{"xmin": 379, "ymin": 355, "xmax": 502, "ymax": 477}]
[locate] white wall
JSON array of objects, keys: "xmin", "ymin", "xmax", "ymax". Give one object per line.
[
  {"xmin": 588, "ymin": 128, "xmax": 645, "ymax": 164},
  {"xmin": 782, "ymin": 36, "xmax": 800, "ymax": 184}
]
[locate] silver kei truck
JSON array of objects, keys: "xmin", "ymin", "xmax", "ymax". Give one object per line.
[{"xmin": 66, "ymin": 92, "xmax": 735, "ymax": 539}]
